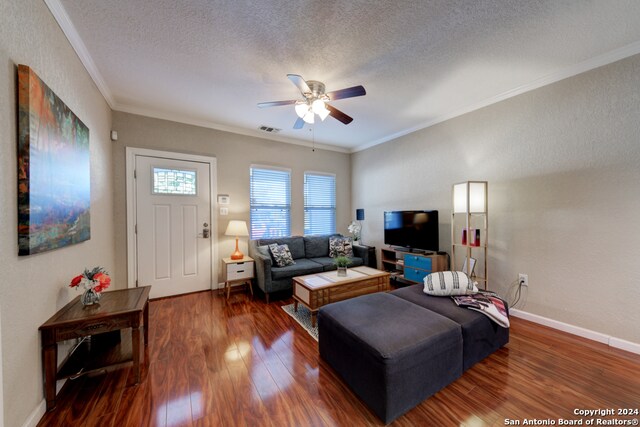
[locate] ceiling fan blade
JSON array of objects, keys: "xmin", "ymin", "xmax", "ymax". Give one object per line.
[
  {"xmin": 257, "ymin": 100, "xmax": 297, "ymax": 108},
  {"xmin": 287, "ymin": 74, "xmax": 311, "ymax": 95},
  {"xmin": 293, "ymin": 117, "xmax": 305, "ymax": 129},
  {"xmin": 326, "ymin": 85, "xmax": 366, "ymax": 101},
  {"xmin": 326, "ymin": 104, "xmax": 353, "ymax": 125}
]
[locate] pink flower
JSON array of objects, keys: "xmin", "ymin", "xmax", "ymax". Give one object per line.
[
  {"xmin": 69, "ymin": 275, "xmax": 83, "ymax": 288},
  {"xmin": 93, "ymin": 272, "xmax": 111, "ymax": 293}
]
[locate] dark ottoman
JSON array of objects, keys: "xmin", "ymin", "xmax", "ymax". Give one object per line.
[
  {"xmin": 318, "ymin": 293, "xmax": 463, "ymax": 423},
  {"xmin": 391, "ymin": 285, "xmax": 509, "ymax": 371}
]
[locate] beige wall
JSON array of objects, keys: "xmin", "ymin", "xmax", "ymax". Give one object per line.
[
  {"xmin": 111, "ymin": 112, "xmax": 352, "ymax": 287},
  {"xmin": 353, "ymin": 54, "xmax": 640, "ymax": 344},
  {"xmin": 0, "ymin": 1, "xmax": 115, "ymax": 426}
]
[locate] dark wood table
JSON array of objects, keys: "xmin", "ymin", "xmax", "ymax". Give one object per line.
[{"xmin": 39, "ymin": 286, "xmax": 151, "ymax": 411}]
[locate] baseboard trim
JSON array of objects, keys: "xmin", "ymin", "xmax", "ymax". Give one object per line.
[
  {"xmin": 22, "ymin": 399, "xmax": 45, "ymax": 427},
  {"xmin": 510, "ymin": 309, "xmax": 640, "ymax": 355},
  {"xmin": 609, "ymin": 337, "xmax": 640, "ymax": 355},
  {"xmin": 21, "ymin": 380, "xmax": 66, "ymax": 427}
]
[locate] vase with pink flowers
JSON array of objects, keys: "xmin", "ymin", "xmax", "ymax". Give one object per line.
[{"xmin": 69, "ymin": 266, "xmax": 111, "ymax": 306}]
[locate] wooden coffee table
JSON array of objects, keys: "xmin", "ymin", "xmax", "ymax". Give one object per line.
[{"xmin": 293, "ymin": 266, "xmax": 390, "ymax": 327}]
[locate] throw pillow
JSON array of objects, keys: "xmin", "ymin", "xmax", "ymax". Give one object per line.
[
  {"xmin": 329, "ymin": 236, "xmax": 354, "ymax": 258},
  {"xmin": 423, "ymin": 271, "xmax": 478, "ymax": 296},
  {"xmin": 268, "ymin": 243, "xmax": 296, "ymax": 268}
]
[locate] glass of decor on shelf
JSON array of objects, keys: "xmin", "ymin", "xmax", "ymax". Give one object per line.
[{"xmin": 69, "ymin": 266, "xmax": 111, "ymax": 306}]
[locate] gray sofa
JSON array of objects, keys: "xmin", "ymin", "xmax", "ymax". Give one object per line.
[{"xmin": 248, "ymin": 234, "xmax": 368, "ymax": 303}]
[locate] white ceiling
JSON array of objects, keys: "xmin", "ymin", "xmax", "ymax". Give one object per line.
[{"xmin": 50, "ymin": 0, "xmax": 640, "ymax": 152}]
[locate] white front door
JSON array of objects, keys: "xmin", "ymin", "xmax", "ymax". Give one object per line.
[{"xmin": 135, "ymin": 155, "xmax": 213, "ymax": 299}]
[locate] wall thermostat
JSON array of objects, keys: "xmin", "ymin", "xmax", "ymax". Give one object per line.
[{"xmin": 217, "ymin": 194, "xmax": 230, "ymax": 204}]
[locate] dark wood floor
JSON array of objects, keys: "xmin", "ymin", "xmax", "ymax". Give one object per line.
[{"xmin": 38, "ymin": 289, "xmax": 640, "ymax": 427}]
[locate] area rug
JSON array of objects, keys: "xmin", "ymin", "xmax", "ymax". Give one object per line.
[{"xmin": 281, "ymin": 304, "xmax": 318, "ymax": 341}]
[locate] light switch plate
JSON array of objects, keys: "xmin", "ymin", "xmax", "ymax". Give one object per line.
[{"xmin": 220, "ymin": 207, "xmax": 228, "ymax": 215}]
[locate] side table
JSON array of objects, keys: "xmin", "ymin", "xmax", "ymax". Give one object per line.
[
  {"xmin": 39, "ymin": 286, "xmax": 151, "ymax": 411},
  {"xmin": 222, "ymin": 256, "xmax": 254, "ymax": 298}
]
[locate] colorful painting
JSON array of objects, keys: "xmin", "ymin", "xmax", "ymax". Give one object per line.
[{"xmin": 17, "ymin": 65, "xmax": 90, "ymax": 256}]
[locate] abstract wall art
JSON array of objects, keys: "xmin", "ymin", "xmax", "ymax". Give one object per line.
[{"xmin": 17, "ymin": 65, "xmax": 90, "ymax": 255}]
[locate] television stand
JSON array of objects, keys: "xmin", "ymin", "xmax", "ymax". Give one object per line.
[{"xmin": 381, "ymin": 248, "xmax": 447, "ymax": 285}]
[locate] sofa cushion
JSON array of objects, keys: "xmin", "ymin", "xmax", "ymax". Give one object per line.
[
  {"xmin": 271, "ymin": 258, "xmax": 323, "ymax": 280},
  {"xmin": 259, "ymin": 236, "xmax": 305, "ymax": 259},
  {"xmin": 256, "ymin": 245, "xmax": 271, "ymax": 258},
  {"xmin": 311, "ymin": 256, "xmax": 364, "ymax": 271},
  {"xmin": 268, "ymin": 243, "xmax": 295, "ymax": 267},
  {"xmin": 329, "ymin": 236, "xmax": 354, "ymax": 258},
  {"xmin": 303, "ymin": 235, "xmax": 334, "ymax": 258}
]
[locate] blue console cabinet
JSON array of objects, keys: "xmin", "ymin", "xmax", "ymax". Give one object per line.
[{"xmin": 380, "ymin": 249, "xmax": 448, "ymax": 285}]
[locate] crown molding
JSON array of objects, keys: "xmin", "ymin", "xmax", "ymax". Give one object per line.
[
  {"xmin": 114, "ymin": 103, "xmax": 350, "ymax": 153},
  {"xmin": 45, "ymin": 0, "xmax": 115, "ymax": 108},
  {"xmin": 352, "ymin": 39, "xmax": 640, "ymax": 153}
]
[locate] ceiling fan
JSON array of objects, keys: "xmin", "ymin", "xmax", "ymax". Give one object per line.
[{"xmin": 258, "ymin": 74, "xmax": 366, "ymax": 129}]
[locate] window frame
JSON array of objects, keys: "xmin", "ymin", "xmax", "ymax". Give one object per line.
[
  {"xmin": 249, "ymin": 165, "xmax": 292, "ymax": 239},
  {"xmin": 303, "ymin": 171, "xmax": 337, "ymax": 236}
]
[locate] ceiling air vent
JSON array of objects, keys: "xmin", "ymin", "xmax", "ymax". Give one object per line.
[{"xmin": 259, "ymin": 125, "xmax": 281, "ymax": 133}]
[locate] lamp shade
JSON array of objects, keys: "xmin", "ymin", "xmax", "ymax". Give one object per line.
[
  {"xmin": 317, "ymin": 106, "xmax": 330, "ymax": 121},
  {"xmin": 453, "ymin": 182, "xmax": 487, "ymax": 213},
  {"xmin": 225, "ymin": 220, "xmax": 249, "ymax": 237},
  {"xmin": 302, "ymin": 110, "xmax": 315, "ymax": 124},
  {"xmin": 295, "ymin": 101, "xmax": 308, "ymax": 119}
]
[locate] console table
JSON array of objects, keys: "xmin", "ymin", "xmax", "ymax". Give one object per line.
[
  {"xmin": 380, "ymin": 248, "xmax": 448, "ymax": 285},
  {"xmin": 39, "ymin": 286, "xmax": 151, "ymax": 411}
]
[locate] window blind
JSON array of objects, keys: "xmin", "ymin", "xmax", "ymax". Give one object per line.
[
  {"xmin": 250, "ymin": 166, "xmax": 291, "ymax": 239},
  {"xmin": 304, "ymin": 172, "xmax": 336, "ymax": 235}
]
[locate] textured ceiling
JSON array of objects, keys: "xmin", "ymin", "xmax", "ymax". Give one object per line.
[{"xmin": 53, "ymin": 0, "xmax": 640, "ymax": 152}]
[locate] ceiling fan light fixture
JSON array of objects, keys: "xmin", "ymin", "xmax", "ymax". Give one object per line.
[
  {"xmin": 259, "ymin": 74, "xmax": 364, "ymax": 129},
  {"xmin": 302, "ymin": 110, "xmax": 315, "ymax": 124},
  {"xmin": 311, "ymin": 99, "xmax": 330, "ymax": 121},
  {"xmin": 317, "ymin": 106, "xmax": 330, "ymax": 121},
  {"xmin": 295, "ymin": 101, "xmax": 309, "ymax": 119},
  {"xmin": 311, "ymin": 98, "xmax": 327, "ymax": 114}
]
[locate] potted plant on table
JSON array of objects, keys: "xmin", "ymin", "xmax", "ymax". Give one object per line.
[{"xmin": 334, "ymin": 256, "xmax": 351, "ymax": 277}]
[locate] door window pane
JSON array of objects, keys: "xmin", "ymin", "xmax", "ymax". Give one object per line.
[{"xmin": 153, "ymin": 168, "xmax": 197, "ymax": 195}]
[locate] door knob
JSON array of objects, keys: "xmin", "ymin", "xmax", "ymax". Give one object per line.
[{"xmin": 200, "ymin": 222, "xmax": 210, "ymax": 238}]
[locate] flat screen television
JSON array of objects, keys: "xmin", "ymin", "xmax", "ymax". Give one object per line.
[{"xmin": 384, "ymin": 210, "xmax": 439, "ymax": 252}]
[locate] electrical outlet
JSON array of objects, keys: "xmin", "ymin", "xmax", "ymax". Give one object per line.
[{"xmin": 519, "ymin": 273, "xmax": 529, "ymax": 287}]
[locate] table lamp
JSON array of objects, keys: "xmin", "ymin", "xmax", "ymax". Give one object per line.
[{"xmin": 225, "ymin": 220, "xmax": 249, "ymax": 260}]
